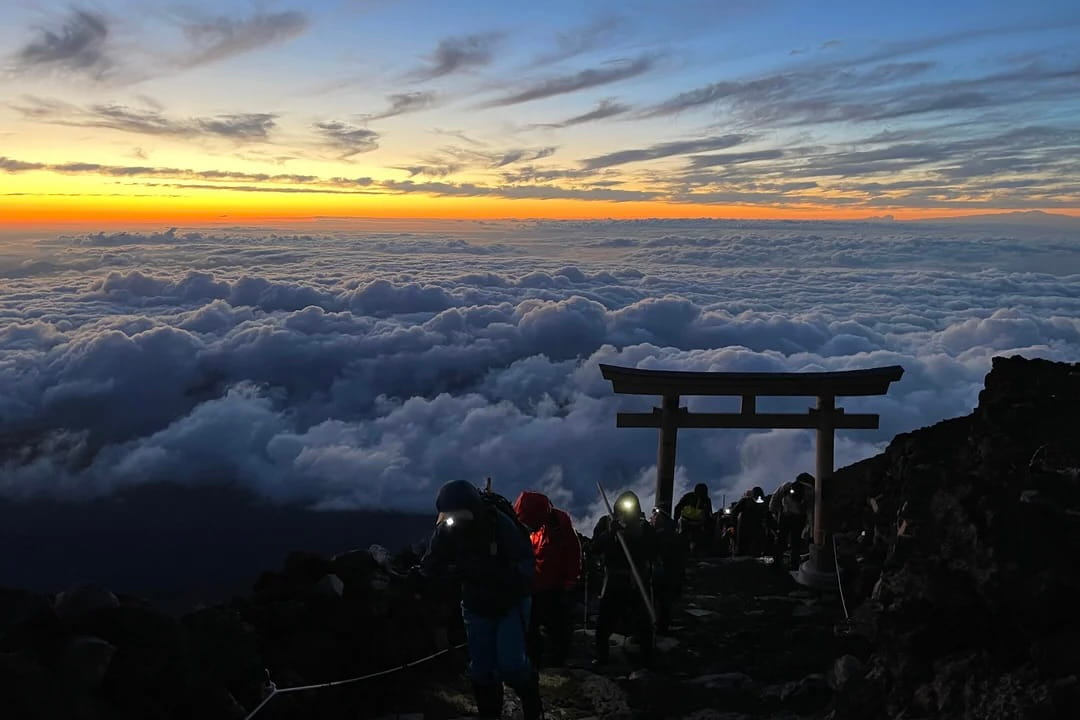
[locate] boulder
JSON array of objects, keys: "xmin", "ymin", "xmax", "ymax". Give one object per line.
[
  {"xmin": 70, "ymin": 605, "xmax": 192, "ymax": 715},
  {"xmin": 0, "ymin": 650, "xmax": 61, "ymax": 719},
  {"xmin": 780, "ymin": 673, "xmax": 832, "ymax": 713},
  {"xmin": 0, "ymin": 588, "xmax": 59, "ymax": 653},
  {"xmin": 252, "ymin": 570, "xmax": 287, "ymax": 599},
  {"xmin": 314, "ymin": 573, "xmax": 345, "ymax": 598},
  {"xmin": 0, "ymin": 587, "xmax": 53, "ymax": 639},
  {"xmin": 827, "ymin": 655, "xmax": 865, "ymax": 692},
  {"xmin": 184, "ymin": 606, "xmax": 264, "ymax": 710},
  {"xmin": 54, "ymin": 584, "xmax": 119, "ymax": 622},
  {"xmin": 331, "ymin": 548, "xmax": 379, "ymax": 580},
  {"xmin": 282, "ymin": 551, "xmax": 335, "ymax": 589},
  {"xmin": 59, "ymin": 635, "xmax": 116, "ymax": 692},
  {"xmin": 368, "ymin": 544, "xmax": 393, "ymax": 568}
]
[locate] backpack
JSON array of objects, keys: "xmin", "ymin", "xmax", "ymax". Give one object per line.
[{"xmin": 480, "ymin": 490, "xmax": 533, "ymax": 543}]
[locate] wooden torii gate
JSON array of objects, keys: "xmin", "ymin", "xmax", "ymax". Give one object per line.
[{"xmin": 599, "ymin": 363, "xmax": 904, "ymax": 581}]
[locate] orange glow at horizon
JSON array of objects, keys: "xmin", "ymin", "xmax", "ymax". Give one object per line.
[{"xmin": 5, "ymin": 191, "xmax": 1075, "ymax": 230}]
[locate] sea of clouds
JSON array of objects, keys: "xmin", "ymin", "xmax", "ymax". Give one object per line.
[{"xmin": 2, "ymin": 219, "xmax": 1078, "ymax": 526}]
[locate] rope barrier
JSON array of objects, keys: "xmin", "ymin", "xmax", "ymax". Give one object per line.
[
  {"xmin": 831, "ymin": 534, "xmax": 850, "ymax": 621},
  {"xmin": 244, "ymin": 642, "xmax": 469, "ymax": 720}
]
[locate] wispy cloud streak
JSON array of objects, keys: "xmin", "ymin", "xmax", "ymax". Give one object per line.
[
  {"xmin": 481, "ymin": 55, "xmax": 654, "ymax": 107},
  {"xmin": 178, "ymin": 10, "xmax": 309, "ymax": 67}
]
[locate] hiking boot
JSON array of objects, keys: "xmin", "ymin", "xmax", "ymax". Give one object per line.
[
  {"xmin": 516, "ymin": 681, "xmax": 544, "ymax": 720},
  {"xmin": 472, "ymin": 681, "xmax": 503, "ymax": 719}
]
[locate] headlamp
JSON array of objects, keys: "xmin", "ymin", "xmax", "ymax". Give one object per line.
[
  {"xmin": 437, "ymin": 509, "xmax": 473, "ymax": 527},
  {"xmin": 789, "ymin": 488, "xmax": 796, "ymax": 495},
  {"xmin": 619, "ymin": 499, "xmax": 635, "ymax": 511},
  {"xmin": 723, "ymin": 508, "xmax": 732, "ymax": 515},
  {"xmin": 754, "ymin": 496, "xmax": 764, "ymax": 504}
]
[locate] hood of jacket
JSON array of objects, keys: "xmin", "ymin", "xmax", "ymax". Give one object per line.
[{"xmin": 513, "ymin": 490, "xmax": 553, "ymax": 530}]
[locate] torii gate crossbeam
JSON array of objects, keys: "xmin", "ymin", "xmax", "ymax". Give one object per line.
[{"xmin": 600, "ymin": 363, "xmax": 904, "ymax": 584}]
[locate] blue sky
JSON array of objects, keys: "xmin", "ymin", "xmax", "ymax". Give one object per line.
[{"xmin": 1, "ymin": 0, "xmax": 1078, "ymax": 220}]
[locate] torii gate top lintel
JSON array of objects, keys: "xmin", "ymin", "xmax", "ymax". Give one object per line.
[{"xmin": 599, "ymin": 363, "xmax": 904, "ymax": 397}]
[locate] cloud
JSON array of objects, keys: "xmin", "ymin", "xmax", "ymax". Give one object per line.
[
  {"xmin": 2, "ymin": 222, "xmax": 1079, "ymax": 516},
  {"xmin": 686, "ymin": 150, "xmax": 785, "ymax": 169},
  {"xmin": 179, "ymin": 10, "xmax": 309, "ymax": 67},
  {"xmin": 366, "ymin": 91, "xmax": 437, "ymax": 120},
  {"xmin": 0, "ymin": 152, "xmax": 648, "ymax": 202},
  {"xmin": 313, "ymin": 121, "xmax": 380, "ymax": 158},
  {"xmin": 410, "ymin": 33, "xmax": 501, "ymax": 80},
  {"xmin": 393, "ymin": 163, "xmax": 465, "ymax": 178},
  {"xmin": 480, "ymin": 55, "xmax": 654, "ymax": 107},
  {"xmin": 13, "ymin": 97, "xmax": 277, "ymax": 141},
  {"xmin": 642, "ymin": 53, "xmax": 1078, "ymax": 128},
  {"xmin": 489, "ymin": 147, "xmax": 557, "ymax": 167},
  {"xmin": 380, "ymin": 180, "xmax": 658, "ymax": 202},
  {"xmin": 0, "ymin": 157, "xmax": 46, "ymax": 172},
  {"xmin": 14, "ymin": 8, "xmax": 111, "ymax": 79},
  {"xmin": 641, "ymin": 75, "xmax": 791, "ymax": 117},
  {"xmin": 532, "ymin": 99, "xmax": 631, "ymax": 128},
  {"xmin": 197, "ymin": 114, "xmax": 277, "ymax": 139},
  {"xmin": 5, "ymin": 109, "xmax": 1078, "ymax": 211},
  {"xmin": 499, "ymin": 166, "xmax": 600, "ymax": 184},
  {"xmin": 0, "ymin": 156, "xmax": 346, "ymax": 187},
  {"xmin": 392, "ymin": 144, "xmax": 558, "ymax": 177},
  {"xmin": 581, "ymin": 134, "xmax": 750, "ymax": 170}
]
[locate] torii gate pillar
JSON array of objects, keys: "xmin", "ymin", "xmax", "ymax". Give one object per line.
[
  {"xmin": 655, "ymin": 393, "xmax": 680, "ymax": 515},
  {"xmin": 805, "ymin": 394, "xmax": 837, "ymax": 581}
]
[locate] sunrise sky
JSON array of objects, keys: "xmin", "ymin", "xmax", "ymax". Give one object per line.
[{"xmin": 2, "ymin": 0, "xmax": 1078, "ymax": 225}]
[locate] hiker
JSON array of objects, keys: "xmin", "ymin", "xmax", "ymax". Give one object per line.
[
  {"xmin": 714, "ymin": 502, "xmax": 737, "ymax": 557},
  {"xmin": 513, "ymin": 491, "xmax": 582, "ymax": 669},
  {"xmin": 674, "ymin": 483, "xmax": 714, "ymax": 556},
  {"xmin": 734, "ymin": 486, "xmax": 769, "ymax": 557},
  {"xmin": 592, "ymin": 490, "xmax": 657, "ymax": 668},
  {"xmin": 770, "ymin": 473, "xmax": 814, "ymax": 570},
  {"xmin": 416, "ymin": 480, "xmax": 543, "ymax": 720},
  {"xmin": 650, "ymin": 506, "xmax": 684, "ymax": 632}
]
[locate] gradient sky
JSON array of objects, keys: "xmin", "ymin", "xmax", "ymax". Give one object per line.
[{"xmin": 2, "ymin": 0, "xmax": 1079, "ymax": 224}]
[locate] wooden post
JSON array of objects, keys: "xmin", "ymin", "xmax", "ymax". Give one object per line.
[
  {"xmin": 655, "ymin": 393, "xmax": 679, "ymax": 516},
  {"xmin": 813, "ymin": 394, "xmax": 835, "ymax": 571}
]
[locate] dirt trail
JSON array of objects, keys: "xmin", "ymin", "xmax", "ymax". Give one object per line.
[{"xmin": 406, "ymin": 557, "xmax": 856, "ymax": 720}]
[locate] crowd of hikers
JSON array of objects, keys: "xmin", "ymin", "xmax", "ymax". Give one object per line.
[{"xmin": 411, "ymin": 473, "xmax": 816, "ymax": 720}]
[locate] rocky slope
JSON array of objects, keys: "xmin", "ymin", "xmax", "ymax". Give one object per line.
[{"xmin": 829, "ymin": 355, "xmax": 1080, "ymax": 719}]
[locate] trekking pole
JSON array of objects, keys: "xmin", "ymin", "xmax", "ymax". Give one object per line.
[
  {"xmin": 597, "ymin": 483, "xmax": 658, "ymax": 627},
  {"xmin": 583, "ymin": 555, "xmax": 589, "ymax": 631}
]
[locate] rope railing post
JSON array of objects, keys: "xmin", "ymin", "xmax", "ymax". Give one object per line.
[
  {"xmin": 244, "ymin": 676, "xmax": 278, "ymax": 720},
  {"xmin": 831, "ymin": 534, "xmax": 850, "ymax": 621}
]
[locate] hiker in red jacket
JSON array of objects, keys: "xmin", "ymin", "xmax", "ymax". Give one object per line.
[{"xmin": 513, "ymin": 491, "xmax": 582, "ymax": 668}]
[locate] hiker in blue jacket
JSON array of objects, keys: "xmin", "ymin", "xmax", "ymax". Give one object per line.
[{"xmin": 418, "ymin": 480, "xmax": 543, "ymax": 720}]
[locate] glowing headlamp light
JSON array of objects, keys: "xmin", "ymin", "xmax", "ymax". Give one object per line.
[
  {"xmin": 619, "ymin": 499, "xmax": 635, "ymax": 511},
  {"xmin": 437, "ymin": 509, "xmax": 473, "ymax": 527},
  {"xmin": 755, "ymin": 496, "xmax": 764, "ymax": 504},
  {"xmin": 723, "ymin": 508, "xmax": 732, "ymax": 515}
]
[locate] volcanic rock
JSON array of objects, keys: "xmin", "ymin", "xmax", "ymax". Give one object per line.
[{"xmin": 830, "ymin": 356, "xmax": 1080, "ymax": 719}]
